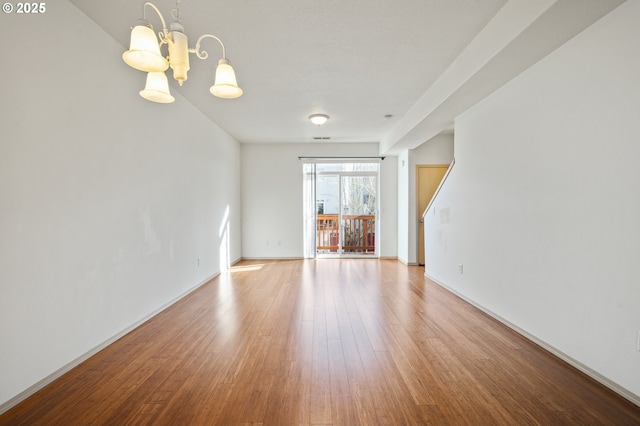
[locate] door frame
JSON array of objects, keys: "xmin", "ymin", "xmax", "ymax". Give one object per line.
[
  {"xmin": 316, "ymin": 170, "xmax": 379, "ymax": 258},
  {"xmin": 303, "ymin": 160, "xmax": 380, "ymax": 259}
]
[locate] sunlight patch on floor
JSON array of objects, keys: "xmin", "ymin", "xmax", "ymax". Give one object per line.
[{"xmin": 229, "ymin": 264, "xmax": 264, "ymax": 272}]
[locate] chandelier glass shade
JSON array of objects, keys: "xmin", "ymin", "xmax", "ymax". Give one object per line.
[
  {"xmin": 140, "ymin": 72, "xmax": 175, "ymax": 103},
  {"xmin": 210, "ymin": 58, "xmax": 243, "ymax": 99},
  {"xmin": 123, "ymin": 1, "xmax": 243, "ymax": 103},
  {"xmin": 122, "ymin": 23, "xmax": 169, "ymax": 72}
]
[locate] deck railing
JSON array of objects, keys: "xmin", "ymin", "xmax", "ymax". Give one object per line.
[{"xmin": 316, "ymin": 214, "xmax": 375, "ymax": 253}]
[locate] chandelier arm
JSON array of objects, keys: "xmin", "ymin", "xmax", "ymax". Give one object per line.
[
  {"xmin": 142, "ymin": 2, "xmax": 169, "ymax": 43},
  {"xmin": 191, "ymin": 34, "xmax": 227, "ymax": 60}
]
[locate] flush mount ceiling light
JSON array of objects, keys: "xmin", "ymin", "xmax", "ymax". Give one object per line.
[
  {"xmin": 309, "ymin": 114, "xmax": 329, "ymax": 126},
  {"xmin": 122, "ymin": 0, "xmax": 243, "ymax": 103}
]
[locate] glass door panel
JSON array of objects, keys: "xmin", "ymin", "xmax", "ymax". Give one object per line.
[
  {"xmin": 316, "ymin": 175, "xmax": 339, "ymax": 254},
  {"xmin": 341, "ymin": 175, "xmax": 376, "ymax": 255}
]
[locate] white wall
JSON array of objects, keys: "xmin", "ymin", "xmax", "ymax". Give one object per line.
[
  {"xmin": 242, "ymin": 143, "xmax": 397, "ymax": 259},
  {"xmin": 0, "ymin": 1, "xmax": 242, "ymax": 409},
  {"xmin": 424, "ymin": 1, "xmax": 640, "ymax": 401},
  {"xmin": 379, "ymin": 155, "xmax": 399, "ymax": 258},
  {"xmin": 396, "ymin": 151, "xmax": 410, "ymax": 263}
]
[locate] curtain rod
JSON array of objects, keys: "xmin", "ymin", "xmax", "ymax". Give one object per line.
[{"xmin": 298, "ymin": 156, "xmax": 385, "ymax": 160}]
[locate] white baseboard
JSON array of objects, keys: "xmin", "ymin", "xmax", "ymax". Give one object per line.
[
  {"xmin": 0, "ymin": 272, "xmax": 219, "ymax": 416},
  {"xmin": 424, "ymin": 272, "xmax": 640, "ymax": 408},
  {"xmin": 240, "ymin": 257, "xmax": 304, "ymax": 260},
  {"xmin": 396, "ymin": 256, "xmax": 419, "ymax": 266}
]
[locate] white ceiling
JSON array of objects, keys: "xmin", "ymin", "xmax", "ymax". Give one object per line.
[{"xmin": 69, "ymin": 0, "xmax": 624, "ymax": 154}]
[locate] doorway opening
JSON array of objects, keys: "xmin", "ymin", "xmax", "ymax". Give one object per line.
[
  {"xmin": 303, "ymin": 161, "xmax": 379, "ymax": 258},
  {"xmin": 416, "ymin": 164, "xmax": 449, "ymax": 265}
]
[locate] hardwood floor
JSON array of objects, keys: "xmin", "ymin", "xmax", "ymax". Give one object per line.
[{"xmin": 2, "ymin": 259, "xmax": 639, "ymax": 425}]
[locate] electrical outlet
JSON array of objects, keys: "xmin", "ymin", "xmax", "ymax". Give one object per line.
[
  {"xmin": 265, "ymin": 240, "xmax": 270, "ymax": 247},
  {"xmin": 277, "ymin": 240, "xmax": 282, "ymax": 247},
  {"xmin": 197, "ymin": 257, "xmax": 201, "ymax": 266},
  {"xmin": 458, "ymin": 264, "xmax": 464, "ymax": 274},
  {"xmin": 637, "ymin": 331, "xmax": 640, "ymax": 352}
]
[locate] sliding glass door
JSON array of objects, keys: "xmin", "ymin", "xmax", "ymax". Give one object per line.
[{"xmin": 304, "ymin": 161, "xmax": 379, "ymax": 258}]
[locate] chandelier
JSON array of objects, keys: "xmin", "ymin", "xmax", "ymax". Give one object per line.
[{"xmin": 122, "ymin": 1, "xmax": 243, "ymax": 103}]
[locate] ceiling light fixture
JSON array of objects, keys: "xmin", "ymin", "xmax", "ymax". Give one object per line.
[
  {"xmin": 122, "ymin": 0, "xmax": 243, "ymax": 103},
  {"xmin": 309, "ymin": 114, "xmax": 329, "ymax": 126}
]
